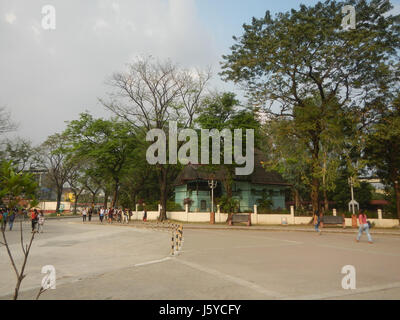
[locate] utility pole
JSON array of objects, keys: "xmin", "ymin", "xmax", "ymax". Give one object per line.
[
  {"xmin": 348, "ymin": 177, "xmax": 359, "ymax": 214},
  {"xmin": 208, "ymin": 179, "xmax": 218, "ymax": 214}
]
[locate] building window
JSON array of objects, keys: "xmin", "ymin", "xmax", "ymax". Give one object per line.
[{"xmin": 200, "ymin": 200, "xmax": 207, "ymax": 211}]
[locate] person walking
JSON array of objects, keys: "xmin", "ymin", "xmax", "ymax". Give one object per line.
[
  {"xmin": 122, "ymin": 209, "xmax": 128, "ymax": 224},
  {"xmin": 0, "ymin": 208, "xmax": 8, "ymax": 230},
  {"xmin": 88, "ymin": 207, "xmax": 93, "ymax": 222},
  {"xmin": 31, "ymin": 209, "xmax": 39, "ymax": 233},
  {"xmin": 99, "ymin": 207, "xmax": 105, "ymax": 223},
  {"xmin": 117, "ymin": 209, "xmax": 121, "ymax": 223},
  {"xmin": 356, "ymin": 210, "xmax": 373, "ymax": 244},
  {"xmin": 8, "ymin": 209, "xmax": 16, "ymax": 231},
  {"xmin": 108, "ymin": 208, "xmax": 113, "ymax": 224},
  {"xmin": 313, "ymin": 210, "xmax": 322, "ymax": 235},
  {"xmin": 143, "ymin": 205, "xmax": 147, "ymax": 222},
  {"xmin": 38, "ymin": 212, "xmax": 45, "ymax": 233},
  {"xmin": 82, "ymin": 208, "xmax": 87, "ymax": 222}
]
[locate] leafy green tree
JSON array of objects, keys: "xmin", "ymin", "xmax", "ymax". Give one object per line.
[
  {"xmin": 81, "ymin": 162, "xmax": 104, "ymax": 207},
  {"xmin": 364, "ymin": 93, "xmax": 400, "ymax": 219},
  {"xmin": 221, "ymin": 0, "xmax": 400, "ymax": 213},
  {"xmin": 196, "ymin": 92, "xmax": 260, "ymax": 216},
  {"xmin": 0, "ymin": 107, "xmax": 16, "ymax": 137},
  {"xmin": 40, "ymin": 133, "xmax": 72, "ymax": 213},
  {"xmin": 0, "ymin": 161, "xmax": 38, "ymax": 209},
  {"xmin": 329, "ymin": 167, "xmax": 372, "ymax": 212},
  {"xmin": 65, "ymin": 113, "xmax": 137, "ymax": 208},
  {"xmin": 102, "ymin": 57, "xmax": 210, "ymax": 220},
  {"xmin": 2, "ymin": 138, "xmax": 38, "ymax": 173},
  {"xmin": 65, "ymin": 156, "xmax": 87, "ymax": 214},
  {"xmin": 261, "ymin": 117, "xmax": 312, "ymax": 211}
]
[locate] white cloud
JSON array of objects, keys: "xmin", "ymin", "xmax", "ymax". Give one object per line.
[
  {"xmin": 93, "ymin": 18, "xmax": 109, "ymax": 32},
  {"xmin": 5, "ymin": 12, "xmax": 16, "ymax": 24},
  {"xmin": 31, "ymin": 24, "xmax": 41, "ymax": 36},
  {"xmin": 390, "ymin": 3, "xmax": 400, "ymax": 15},
  {"xmin": 111, "ymin": 2, "xmax": 120, "ymax": 14},
  {"xmin": 0, "ymin": 0, "xmax": 220, "ymax": 144}
]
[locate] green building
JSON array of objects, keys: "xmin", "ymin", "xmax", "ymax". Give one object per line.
[{"xmin": 174, "ymin": 150, "xmax": 290, "ymax": 213}]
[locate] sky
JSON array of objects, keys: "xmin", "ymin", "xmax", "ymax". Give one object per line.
[{"xmin": 1, "ymin": 0, "xmax": 400, "ymax": 145}]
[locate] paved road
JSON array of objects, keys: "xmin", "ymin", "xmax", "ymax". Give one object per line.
[{"xmin": 1, "ymin": 220, "xmax": 400, "ymax": 300}]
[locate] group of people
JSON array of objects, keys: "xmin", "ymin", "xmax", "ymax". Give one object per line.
[
  {"xmin": 313, "ymin": 209, "xmax": 373, "ymax": 243},
  {"xmin": 30, "ymin": 209, "xmax": 45, "ymax": 233},
  {"xmin": 0, "ymin": 207, "xmax": 17, "ymax": 231},
  {"xmin": 0, "ymin": 207, "xmax": 45, "ymax": 233},
  {"xmin": 81, "ymin": 206, "xmax": 148, "ymax": 224}
]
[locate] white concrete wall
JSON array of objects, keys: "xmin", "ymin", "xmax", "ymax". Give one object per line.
[
  {"xmin": 127, "ymin": 209, "xmax": 399, "ymax": 229},
  {"xmin": 167, "ymin": 211, "xmax": 189, "ymax": 222},
  {"xmin": 132, "ymin": 211, "xmax": 159, "ymax": 221},
  {"xmin": 36, "ymin": 201, "xmax": 71, "ymax": 212}
]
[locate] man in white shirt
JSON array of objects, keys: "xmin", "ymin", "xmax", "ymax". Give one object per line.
[
  {"xmin": 100, "ymin": 207, "xmax": 105, "ymax": 223},
  {"xmin": 82, "ymin": 208, "xmax": 87, "ymax": 222}
]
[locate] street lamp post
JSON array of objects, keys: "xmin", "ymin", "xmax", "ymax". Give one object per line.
[
  {"xmin": 348, "ymin": 176, "xmax": 359, "ymax": 215},
  {"xmin": 208, "ymin": 178, "xmax": 217, "ymax": 224},
  {"xmin": 349, "ymin": 177, "xmax": 355, "ymax": 215},
  {"xmin": 208, "ymin": 179, "xmax": 217, "ymax": 212}
]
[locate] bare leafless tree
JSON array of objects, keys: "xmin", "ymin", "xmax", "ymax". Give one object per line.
[
  {"xmin": 0, "ymin": 106, "xmax": 17, "ymax": 136},
  {"xmin": 39, "ymin": 133, "xmax": 73, "ymax": 213},
  {"xmin": 1, "ymin": 220, "xmax": 34, "ymax": 300},
  {"xmin": 101, "ymin": 56, "xmax": 211, "ymax": 220},
  {"xmin": 1, "ymin": 219, "xmax": 50, "ymax": 300}
]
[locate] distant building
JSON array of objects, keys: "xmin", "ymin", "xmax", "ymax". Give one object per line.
[
  {"xmin": 359, "ymin": 177, "xmax": 386, "ymax": 195},
  {"xmin": 174, "ymin": 150, "xmax": 290, "ymax": 213}
]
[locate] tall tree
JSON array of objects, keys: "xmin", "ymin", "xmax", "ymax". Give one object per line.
[
  {"xmin": 196, "ymin": 92, "xmax": 260, "ymax": 216},
  {"xmin": 40, "ymin": 133, "xmax": 72, "ymax": 213},
  {"xmin": 0, "ymin": 107, "xmax": 17, "ymax": 136},
  {"xmin": 3, "ymin": 138, "xmax": 39, "ymax": 173},
  {"xmin": 102, "ymin": 56, "xmax": 210, "ymax": 220},
  {"xmin": 364, "ymin": 93, "xmax": 400, "ymax": 219},
  {"xmin": 0, "ymin": 161, "xmax": 38, "ymax": 209},
  {"xmin": 221, "ymin": 0, "xmax": 400, "ymax": 213},
  {"xmin": 65, "ymin": 113, "xmax": 137, "ymax": 208},
  {"xmin": 66, "ymin": 156, "xmax": 87, "ymax": 214}
]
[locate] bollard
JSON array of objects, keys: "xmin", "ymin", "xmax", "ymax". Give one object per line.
[
  {"xmin": 171, "ymin": 230, "xmax": 175, "ymax": 256},
  {"xmin": 175, "ymin": 227, "xmax": 179, "ymax": 255},
  {"xmin": 181, "ymin": 225, "xmax": 184, "ymax": 248},
  {"xmin": 178, "ymin": 225, "xmax": 183, "ymax": 250}
]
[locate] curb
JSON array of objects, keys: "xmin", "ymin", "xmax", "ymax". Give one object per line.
[
  {"xmin": 181, "ymin": 225, "xmax": 400, "ymax": 236},
  {"xmin": 67, "ymin": 220, "xmax": 400, "ymax": 236}
]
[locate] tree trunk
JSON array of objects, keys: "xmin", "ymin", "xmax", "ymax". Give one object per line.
[
  {"xmin": 395, "ymin": 182, "xmax": 400, "ymax": 221},
  {"xmin": 159, "ymin": 168, "xmax": 168, "ymax": 221},
  {"xmin": 322, "ymin": 151, "xmax": 328, "ymax": 213},
  {"xmin": 103, "ymin": 189, "xmax": 109, "ymax": 208},
  {"xmin": 131, "ymin": 191, "xmax": 137, "ymax": 210},
  {"xmin": 294, "ymin": 188, "xmax": 301, "ymax": 209},
  {"xmin": 311, "ymin": 178, "xmax": 319, "ymax": 214},
  {"xmin": 74, "ymin": 194, "xmax": 79, "ymax": 215},
  {"xmin": 310, "ymin": 137, "xmax": 320, "ymax": 214},
  {"xmin": 55, "ymin": 189, "xmax": 63, "ymax": 213},
  {"xmin": 111, "ymin": 178, "xmax": 119, "ymax": 208},
  {"xmin": 223, "ymin": 172, "xmax": 234, "ymax": 222},
  {"xmin": 91, "ymin": 192, "xmax": 97, "ymax": 208},
  {"xmin": 323, "ymin": 188, "xmax": 329, "ymax": 213}
]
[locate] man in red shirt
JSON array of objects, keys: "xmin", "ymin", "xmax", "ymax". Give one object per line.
[
  {"xmin": 356, "ymin": 210, "xmax": 373, "ymax": 244},
  {"xmin": 31, "ymin": 209, "xmax": 39, "ymax": 233}
]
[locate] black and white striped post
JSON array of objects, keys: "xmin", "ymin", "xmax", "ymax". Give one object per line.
[
  {"xmin": 178, "ymin": 225, "xmax": 183, "ymax": 251},
  {"xmin": 175, "ymin": 226, "xmax": 179, "ymax": 255},
  {"xmin": 171, "ymin": 228, "xmax": 175, "ymax": 256}
]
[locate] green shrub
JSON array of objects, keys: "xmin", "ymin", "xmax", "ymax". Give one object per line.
[{"xmin": 167, "ymin": 201, "xmax": 184, "ymax": 212}]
